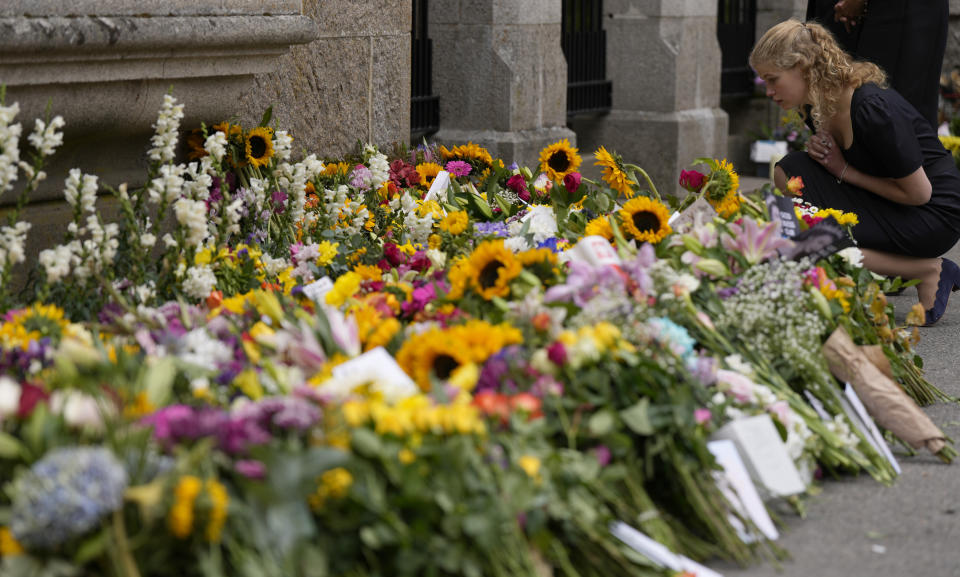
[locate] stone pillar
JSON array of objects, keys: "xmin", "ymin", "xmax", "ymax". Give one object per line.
[
  {"xmin": 429, "ymin": 0, "xmax": 576, "ymax": 168},
  {"xmin": 0, "ymin": 1, "xmax": 317, "ymax": 205},
  {"xmin": 570, "ymin": 0, "xmax": 728, "ymax": 197},
  {"xmin": 756, "ymin": 0, "xmax": 806, "ymax": 38},
  {"xmin": 243, "ymin": 0, "xmax": 412, "ymax": 157}
]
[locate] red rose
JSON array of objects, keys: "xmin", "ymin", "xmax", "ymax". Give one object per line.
[
  {"xmin": 679, "ymin": 169, "xmax": 706, "ymax": 193},
  {"xmin": 563, "ymin": 172, "xmax": 582, "ymax": 195}
]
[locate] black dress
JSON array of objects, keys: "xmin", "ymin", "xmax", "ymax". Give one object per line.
[
  {"xmin": 778, "ymin": 83, "xmax": 960, "ymax": 258},
  {"xmin": 805, "ymin": 0, "xmax": 948, "ymax": 129}
]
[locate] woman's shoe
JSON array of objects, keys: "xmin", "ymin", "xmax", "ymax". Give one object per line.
[{"xmin": 924, "ymin": 257, "xmax": 960, "ymax": 326}]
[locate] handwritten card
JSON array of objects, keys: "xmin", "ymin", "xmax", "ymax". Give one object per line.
[
  {"xmin": 301, "ymin": 276, "xmax": 335, "ymax": 303},
  {"xmin": 707, "ymin": 439, "xmax": 779, "ymax": 542},
  {"xmin": 329, "ymin": 347, "xmax": 418, "ymax": 402}
]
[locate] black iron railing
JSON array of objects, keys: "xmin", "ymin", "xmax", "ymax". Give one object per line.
[
  {"xmin": 561, "ymin": 0, "xmax": 612, "ymax": 117},
  {"xmin": 717, "ymin": 0, "xmax": 757, "ymax": 96},
  {"xmin": 411, "ymin": 0, "xmax": 440, "ymax": 140}
]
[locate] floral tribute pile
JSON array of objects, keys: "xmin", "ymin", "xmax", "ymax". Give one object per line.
[{"xmin": 0, "ymin": 92, "xmax": 953, "ymax": 577}]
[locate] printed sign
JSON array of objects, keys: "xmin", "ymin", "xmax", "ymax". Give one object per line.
[
  {"xmin": 780, "ymin": 215, "xmax": 853, "ymax": 262},
  {"xmin": 764, "ymin": 192, "xmax": 800, "ymax": 239}
]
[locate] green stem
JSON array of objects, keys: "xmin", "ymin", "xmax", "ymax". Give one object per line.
[{"xmin": 111, "ymin": 509, "xmax": 142, "ymax": 577}]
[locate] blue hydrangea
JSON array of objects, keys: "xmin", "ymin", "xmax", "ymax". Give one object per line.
[
  {"xmin": 647, "ymin": 317, "xmax": 696, "ymax": 363},
  {"xmin": 11, "ymin": 447, "xmax": 128, "ymax": 550}
]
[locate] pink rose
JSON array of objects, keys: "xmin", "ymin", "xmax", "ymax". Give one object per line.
[{"xmin": 563, "ymin": 172, "xmax": 582, "ymax": 195}]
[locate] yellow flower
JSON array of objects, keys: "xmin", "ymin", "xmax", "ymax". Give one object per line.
[
  {"xmin": 342, "ymin": 400, "xmax": 371, "ymax": 427},
  {"xmin": 439, "ymin": 211, "xmax": 469, "ymax": 235},
  {"xmin": 440, "ymin": 142, "xmax": 494, "ymax": 168},
  {"xmin": 448, "ymin": 362, "xmax": 480, "ymax": 391},
  {"xmin": 315, "ymin": 241, "xmax": 340, "ymax": 267},
  {"xmin": 538, "ymin": 138, "xmax": 582, "ymax": 182},
  {"xmin": 364, "ymin": 317, "xmax": 400, "ymax": 351},
  {"xmin": 594, "ymin": 146, "xmax": 634, "ymax": 197},
  {"xmin": 417, "ymin": 200, "xmax": 445, "ymax": 219},
  {"xmin": 323, "ymin": 161, "xmax": 350, "ymax": 177},
  {"xmin": 309, "ymin": 467, "xmax": 354, "ymax": 510},
  {"xmin": 705, "ymin": 159, "xmax": 739, "ymax": 202},
  {"xmin": 710, "ymin": 190, "xmax": 742, "ymax": 219},
  {"xmin": 0, "ymin": 527, "xmax": 24, "ymax": 556},
  {"xmin": 326, "ymin": 271, "xmax": 363, "ymax": 308},
  {"xmin": 940, "ymin": 134, "xmax": 960, "ymax": 152},
  {"xmin": 233, "ymin": 369, "xmax": 264, "ymax": 399},
  {"xmin": 618, "ymin": 196, "xmax": 672, "ymax": 243},
  {"xmin": 353, "ymin": 263, "xmax": 383, "ymax": 282},
  {"xmin": 428, "ymin": 233, "xmax": 442, "ymax": 249},
  {"xmin": 584, "ymin": 216, "xmax": 614, "ymax": 241},
  {"xmin": 244, "ymin": 126, "xmax": 274, "ymax": 169},
  {"xmin": 460, "ymin": 239, "xmax": 523, "ymax": 300},
  {"xmin": 517, "ymin": 456, "xmax": 542, "ymax": 481},
  {"xmin": 169, "ymin": 476, "xmax": 203, "ymax": 539},
  {"xmin": 398, "ymin": 448, "xmax": 416, "ymax": 464},
  {"xmin": 204, "ymin": 479, "xmax": 229, "ymax": 543},
  {"xmin": 417, "ymin": 162, "xmax": 443, "ymax": 188},
  {"xmin": 123, "ymin": 392, "xmax": 156, "ymax": 420}
]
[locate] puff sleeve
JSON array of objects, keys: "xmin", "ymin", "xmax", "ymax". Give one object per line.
[{"xmin": 854, "ymin": 93, "xmax": 923, "ymax": 179}]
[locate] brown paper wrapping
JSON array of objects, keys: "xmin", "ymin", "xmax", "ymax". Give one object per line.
[
  {"xmin": 822, "ymin": 326, "xmax": 946, "ymax": 454},
  {"xmin": 859, "ymin": 345, "xmax": 894, "ymax": 380}
]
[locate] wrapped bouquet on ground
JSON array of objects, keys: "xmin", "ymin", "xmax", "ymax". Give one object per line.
[{"xmin": 0, "ymin": 92, "xmax": 953, "ymax": 577}]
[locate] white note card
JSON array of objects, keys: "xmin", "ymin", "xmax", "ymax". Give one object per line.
[
  {"xmin": 710, "ymin": 414, "xmax": 806, "ymax": 498},
  {"xmin": 569, "ymin": 235, "xmax": 623, "ymax": 267},
  {"xmin": 424, "ymin": 170, "xmax": 451, "ymax": 202},
  {"xmin": 843, "ymin": 383, "xmax": 901, "ymax": 474},
  {"xmin": 707, "ymin": 439, "xmax": 779, "ymax": 542},
  {"xmin": 329, "ymin": 347, "xmax": 418, "ymax": 402},
  {"xmin": 302, "ymin": 276, "xmax": 335, "ymax": 303},
  {"xmin": 609, "ymin": 522, "xmax": 724, "ymax": 577}
]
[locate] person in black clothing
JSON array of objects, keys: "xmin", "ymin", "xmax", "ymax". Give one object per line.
[
  {"xmin": 805, "ymin": 0, "xmax": 948, "ymax": 129},
  {"xmin": 751, "ymin": 19, "xmax": 960, "ymax": 325}
]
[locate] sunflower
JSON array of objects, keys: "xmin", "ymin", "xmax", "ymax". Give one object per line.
[
  {"xmin": 416, "ymin": 162, "xmax": 443, "ymax": 189},
  {"xmin": 2, "ymin": 304, "xmax": 69, "ymax": 348},
  {"xmin": 709, "ymin": 191, "xmax": 742, "ymax": 219},
  {"xmin": 440, "ymin": 142, "xmax": 494, "ymax": 167},
  {"xmin": 396, "ymin": 321, "xmax": 522, "ymax": 391},
  {"xmin": 461, "ymin": 240, "xmax": 524, "ymax": 300},
  {"xmin": 244, "ymin": 126, "xmax": 275, "ymax": 169},
  {"xmin": 538, "ymin": 139, "xmax": 582, "ymax": 182},
  {"xmin": 584, "ymin": 216, "xmax": 614, "ymax": 241},
  {"xmin": 396, "ymin": 327, "xmax": 475, "ymax": 391},
  {"xmin": 618, "ymin": 196, "xmax": 672, "ymax": 243},
  {"xmin": 185, "ymin": 128, "xmax": 208, "ymax": 160},
  {"xmin": 518, "ymin": 248, "xmax": 560, "ymax": 285},
  {"xmin": 705, "ymin": 159, "xmax": 739, "ymax": 203},
  {"xmin": 213, "ymin": 121, "xmax": 243, "ymax": 139},
  {"xmin": 594, "ymin": 146, "xmax": 635, "ymax": 198}
]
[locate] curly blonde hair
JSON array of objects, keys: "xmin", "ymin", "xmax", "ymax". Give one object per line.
[{"xmin": 749, "ymin": 19, "xmax": 886, "ymax": 131}]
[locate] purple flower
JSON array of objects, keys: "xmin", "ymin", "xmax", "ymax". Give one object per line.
[
  {"xmin": 546, "ymin": 342, "xmax": 567, "ymax": 366},
  {"xmin": 593, "ymin": 445, "xmax": 611, "ymax": 467},
  {"xmin": 721, "ymin": 217, "xmax": 793, "ymax": 265},
  {"xmin": 235, "ymin": 459, "xmax": 267, "ymax": 480},
  {"xmin": 474, "ymin": 222, "xmax": 509, "ymax": 238},
  {"xmin": 445, "ymin": 160, "xmax": 472, "ymax": 177},
  {"xmin": 349, "ymin": 164, "xmax": 373, "ymax": 189}
]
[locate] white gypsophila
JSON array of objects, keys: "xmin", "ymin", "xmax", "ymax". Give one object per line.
[
  {"xmin": 836, "ymin": 246, "xmax": 864, "ymax": 268},
  {"xmin": 0, "ymin": 103, "xmax": 21, "ymax": 193},
  {"xmin": 260, "ymin": 254, "xmax": 290, "ymax": 277},
  {"xmin": 27, "ymin": 116, "xmax": 65, "ymax": 157},
  {"xmin": 203, "ymin": 130, "xmax": 228, "ymax": 162},
  {"xmin": 273, "ymin": 130, "xmax": 293, "ymax": 162},
  {"xmin": 148, "ymin": 163, "xmax": 185, "ymax": 205},
  {"xmin": 365, "ymin": 145, "xmax": 389, "ymax": 188},
  {"xmin": 0, "ymin": 221, "xmax": 31, "ymax": 268},
  {"xmin": 182, "ymin": 264, "xmax": 217, "ymax": 300},
  {"xmin": 723, "ymin": 354, "xmax": 755, "ymax": 378},
  {"xmin": 522, "ymin": 204, "xmax": 559, "ymax": 244},
  {"xmin": 148, "ymin": 94, "xmax": 184, "ymax": 163},
  {"xmin": 176, "ymin": 328, "xmax": 233, "ymax": 371},
  {"xmin": 182, "ymin": 161, "xmax": 213, "ymax": 201},
  {"xmin": 174, "ymin": 198, "xmax": 209, "ymax": 249},
  {"xmin": 38, "ymin": 244, "xmax": 73, "ymax": 284}
]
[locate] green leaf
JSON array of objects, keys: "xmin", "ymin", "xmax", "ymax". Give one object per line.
[
  {"xmin": 0, "ymin": 431, "xmax": 26, "ymax": 459},
  {"xmin": 350, "ymin": 427, "xmax": 383, "ymax": 458},
  {"xmin": 259, "ymin": 106, "xmax": 274, "ymax": 127},
  {"xmin": 587, "ymin": 410, "xmax": 616, "ymax": 436},
  {"xmin": 74, "ymin": 527, "xmax": 109, "ymax": 565},
  {"xmin": 620, "ymin": 398, "xmax": 654, "ymax": 436},
  {"xmin": 466, "ymin": 192, "xmax": 493, "ymax": 220}
]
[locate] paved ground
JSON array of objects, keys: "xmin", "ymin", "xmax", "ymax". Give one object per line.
[{"xmin": 708, "ymin": 177, "xmax": 960, "ymax": 576}]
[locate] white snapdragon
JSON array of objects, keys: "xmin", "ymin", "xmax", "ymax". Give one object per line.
[
  {"xmin": 273, "ymin": 130, "xmax": 293, "ymax": 162},
  {"xmin": 0, "ymin": 102, "xmax": 21, "ymax": 192},
  {"xmin": 27, "ymin": 115, "xmax": 65, "ymax": 156},
  {"xmin": 148, "ymin": 163, "xmax": 185, "ymax": 205},
  {"xmin": 38, "ymin": 244, "xmax": 73, "ymax": 284},
  {"xmin": 0, "ymin": 376, "xmax": 21, "ymax": 422},
  {"xmin": 223, "ymin": 196, "xmax": 244, "ymax": 237},
  {"xmin": 140, "ymin": 232, "xmax": 157, "ymax": 249},
  {"xmin": 260, "ymin": 254, "xmax": 290, "ymax": 277},
  {"xmin": 0, "ymin": 222, "xmax": 31, "ymax": 269},
  {"xmin": 182, "ymin": 264, "xmax": 217, "ymax": 300},
  {"xmin": 148, "ymin": 94, "xmax": 185, "ymax": 163},
  {"xmin": 365, "ymin": 145, "xmax": 390, "ymax": 188},
  {"xmin": 203, "ymin": 130, "xmax": 228, "ymax": 162},
  {"xmin": 174, "ymin": 197, "xmax": 209, "ymax": 249},
  {"xmin": 182, "ymin": 161, "xmax": 213, "ymax": 201},
  {"xmin": 176, "ymin": 328, "xmax": 233, "ymax": 371}
]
